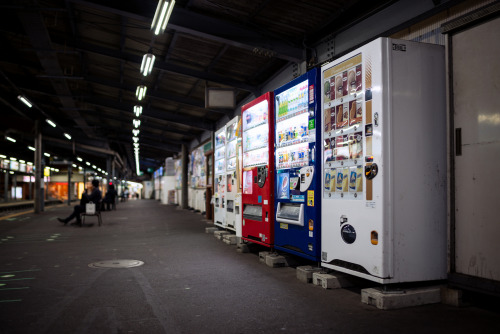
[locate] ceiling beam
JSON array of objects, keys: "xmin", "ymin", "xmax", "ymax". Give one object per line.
[
  {"xmin": 80, "ymin": 108, "xmax": 197, "ymax": 138},
  {"xmin": 63, "ymin": 39, "xmax": 259, "ymax": 95},
  {"xmin": 68, "ymin": 0, "xmax": 304, "ymax": 63},
  {"xmin": 83, "ymin": 95, "xmax": 214, "ymax": 131},
  {"xmin": 17, "ymin": 9, "xmax": 98, "ymax": 138},
  {"xmin": 3, "ymin": 77, "xmax": 215, "ymax": 132},
  {"xmin": 83, "ymin": 74, "xmax": 230, "ymax": 116}
]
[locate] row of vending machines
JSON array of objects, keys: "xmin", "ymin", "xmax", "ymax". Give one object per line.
[{"xmin": 212, "ymin": 38, "xmax": 447, "ymax": 284}]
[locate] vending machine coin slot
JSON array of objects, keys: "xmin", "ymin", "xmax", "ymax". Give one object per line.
[
  {"xmin": 371, "ymin": 231, "xmax": 379, "ymax": 245},
  {"xmin": 340, "ymin": 215, "xmax": 348, "ymax": 226},
  {"xmin": 299, "ymin": 166, "xmax": 314, "ymax": 192},
  {"xmin": 257, "ymin": 166, "xmax": 267, "ymax": 188}
]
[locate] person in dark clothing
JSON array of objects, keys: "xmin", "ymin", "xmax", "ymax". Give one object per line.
[
  {"xmin": 103, "ymin": 184, "xmax": 117, "ymax": 211},
  {"xmin": 58, "ymin": 179, "xmax": 102, "ymax": 226}
]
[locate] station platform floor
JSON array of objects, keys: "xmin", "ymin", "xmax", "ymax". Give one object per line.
[{"xmin": 0, "ymin": 199, "xmax": 499, "ymax": 334}]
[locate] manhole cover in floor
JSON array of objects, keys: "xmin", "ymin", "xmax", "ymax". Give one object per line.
[{"xmin": 88, "ymin": 259, "xmax": 144, "ymax": 268}]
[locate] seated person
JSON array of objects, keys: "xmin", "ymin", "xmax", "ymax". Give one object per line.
[
  {"xmin": 103, "ymin": 184, "xmax": 117, "ymax": 211},
  {"xmin": 58, "ymin": 180, "xmax": 102, "ymax": 226}
]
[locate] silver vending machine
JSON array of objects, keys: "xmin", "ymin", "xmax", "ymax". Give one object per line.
[{"xmin": 320, "ymin": 38, "xmax": 447, "ymax": 283}]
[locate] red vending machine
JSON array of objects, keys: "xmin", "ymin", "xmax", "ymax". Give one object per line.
[{"xmin": 241, "ymin": 92, "xmax": 275, "ymax": 247}]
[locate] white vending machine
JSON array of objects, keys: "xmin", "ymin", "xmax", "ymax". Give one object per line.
[
  {"xmin": 214, "ymin": 126, "xmax": 226, "ymax": 228},
  {"xmin": 225, "ymin": 116, "xmax": 240, "ymax": 232},
  {"xmin": 320, "ymin": 38, "xmax": 447, "ymax": 283}
]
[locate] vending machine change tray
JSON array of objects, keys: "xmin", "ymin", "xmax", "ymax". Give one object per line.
[
  {"xmin": 276, "ymin": 202, "xmax": 304, "ymax": 226},
  {"xmin": 243, "ymin": 204, "xmax": 262, "ymax": 221}
]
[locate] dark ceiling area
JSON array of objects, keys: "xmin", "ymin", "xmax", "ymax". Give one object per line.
[{"xmin": 0, "ymin": 0, "xmax": 395, "ymax": 179}]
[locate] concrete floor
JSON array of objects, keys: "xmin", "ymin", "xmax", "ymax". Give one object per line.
[{"xmin": 0, "ymin": 199, "xmax": 499, "ymax": 334}]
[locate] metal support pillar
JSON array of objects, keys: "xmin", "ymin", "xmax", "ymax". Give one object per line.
[
  {"xmin": 67, "ymin": 164, "xmax": 72, "ymax": 205},
  {"xmin": 3, "ymin": 172, "xmax": 8, "ymax": 203},
  {"xmin": 106, "ymin": 156, "xmax": 112, "ymax": 185},
  {"xmin": 12, "ymin": 173, "xmax": 17, "ymax": 200},
  {"xmin": 181, "ymin": 144, "xmax": 188, "ymax": 209},
  {"xmin": 34, "ymin": 120, "xmax": 43, "ymax": 213},
  {"xmin": 28, "ymin": 175, "xmax": 32, "ymax": 200},
  {"xmin": 112, "ymin": 159, "xmax": 116, "ymax": 184}
]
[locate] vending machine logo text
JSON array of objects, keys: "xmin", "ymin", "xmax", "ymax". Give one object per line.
[{"xmin": 392, "ymin": 43, "xmax": 406, "ymax": 52}]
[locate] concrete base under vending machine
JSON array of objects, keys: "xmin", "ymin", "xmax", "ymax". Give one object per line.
[
  {"xmin": 361, "ymin": 286, "xmax": 442, "ymax": 310},
  {"xmin": 214, "ymin": 230, "xmax": 230, "ymax": 240},
  {"xmin": 296, "ymin": 266, "xmax": 323, "ymax": 283},
  {"xmin": 312, "ymin": 272, "xmax": 354, "ymax": 289},
  {"xmin": 237, "ymin": 243, "xmax": 250, "ymax": 253},
  {"xmin": 223, "ymin": 234, "xmax": 238, "ymax": 245},
  {"xmin": 205, "ymin": 227, "xmax": 218, "ymax": 234}
]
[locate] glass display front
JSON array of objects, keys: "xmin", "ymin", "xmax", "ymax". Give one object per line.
[
  {"xmin": 190, "ymin": 146, "xmax": 206, "ymax": 188},
  {"xmin": 275, "ymin": 79, "xmax": 310, "ymax": 170},
  {"xmin": 215, "ymin": 129, "xmax": 226, "ymax": 176},
  {"xmin": 226, "ymin": 122, "xmax": 238, "ymax": 171},
  {"xmin": 322, "ymin": 53, "xmax": 364, "ymax": 199},
  {"xmin": 215, "ymin": 159, "xmax": 225, "ymax": 174},
  {"xmin": 243, "ymin": 100, "xmax": 269, "ymax": 168}
]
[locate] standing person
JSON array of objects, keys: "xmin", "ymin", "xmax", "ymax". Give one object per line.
[
  {"xmin": 58, "ymin": 179, "xmax": 102, "ymax": 226},
  {"xmin": 103, "ymin": 184, "xmax": 117, "ymax": 211}
]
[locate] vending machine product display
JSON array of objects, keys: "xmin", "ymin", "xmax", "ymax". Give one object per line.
[
  {"xmin": 321, "ymin": 38, "xmax": 447, "ymax": 283},
  {"xmin": 274, "ymin": 69, "xmax": 321, "ymax": 261},
  {"xmin": 214, "ymin": 126, "xmax": 226, "ymax": 228},
  {"xmin": 225, "ymin": 116, "xmax": 241, "ymax": 231},
  {"xmin": 241, "ymin": 92, "xmax": 274, "ymax": 247}
]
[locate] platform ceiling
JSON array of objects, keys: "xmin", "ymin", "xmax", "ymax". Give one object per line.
[{"xmin": 0, "ymin": 0, "xmax": 396, "ymax": 177}]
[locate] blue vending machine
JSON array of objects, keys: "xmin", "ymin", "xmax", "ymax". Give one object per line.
[{"xmin": 274, "ymin": 69, "xmax": 321, "ymax": 261}]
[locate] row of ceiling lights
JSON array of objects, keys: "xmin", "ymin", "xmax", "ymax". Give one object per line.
[
  {"xmin": 10, "ymin": 85, "xmax": 107, "ymax": 176},
  {"xmin": 0, "ymin": 153, "xmax": 108, "ymax": 176},
  {"xmin": 14, "ymin": 96, "xmax": 73, "ymax": 141},
  {"xmin": 3, "ymin": 139, "xmax": 107, "ymax": 176},
  {"xmin": 132, "ymin": 0, "xmax": 176, "ymax": 176}
]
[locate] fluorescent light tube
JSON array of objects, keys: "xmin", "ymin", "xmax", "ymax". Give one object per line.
[
  {"xmin": 151, "ymin": 0, "xmax": 175, "ymax": 35},
  {"xmin": 141, "ymin": 53, "xmax": 156, "ymax": 76},
  {"xmin": 134, "ymin": 105, "xmax": 143, "ymax": 117},
  {"xmin": 6, "ymin": 136, "xmax": 16, "ymax": 143},
  {"xmin": 162, "ymin": 0, "xmax": 175, "ymax": 32},
  {"xmin": 136, "ymin": 85, "xmax": 147, "ymax": 101},
  {"xmin": 17, "ymin": 95, "xmax": 33, "ymax": 108},
  {"xmin": 64, "ymin": 133, "xmax": 72, "ymax": 140},
  {"xmin": 46, "ymin": 119, "xmax": 56, "ymax": 127}
]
